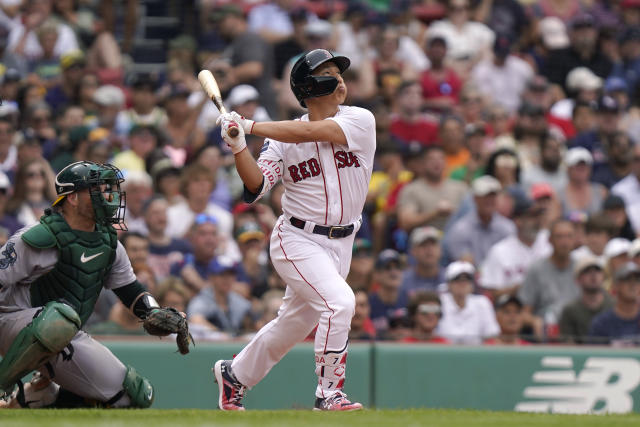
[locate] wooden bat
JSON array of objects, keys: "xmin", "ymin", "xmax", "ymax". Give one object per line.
[{"xmin": 197, "ymin": 69, "xmax": 239, "ymax": 137}]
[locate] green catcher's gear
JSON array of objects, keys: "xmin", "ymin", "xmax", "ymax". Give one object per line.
[
  {"xmin": 0, "ymin": 301, "xmax": 80, "ymax": 396},
  {"xmin": 122, "ymin": 366, "xmax": 154, "ymax": 408},
  {"xmin": 24, "ymin": 211, "xmax": 118, "ymax": 325},
  {"xmin": 53, "ymin": 161, "xmax": 127, "ymax": 230}
]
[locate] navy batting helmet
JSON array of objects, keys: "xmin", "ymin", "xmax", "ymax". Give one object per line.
[{"xmin": 290, "ymin": 49, "xmax": 350, "ymax": 107}]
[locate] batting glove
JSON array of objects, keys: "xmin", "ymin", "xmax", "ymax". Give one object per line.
[
  {"xmin": 220, "ymin": 119, "xmax": 247, "ymax": 154},
  {"xmin": 216, "ymin": 111, "xmax": 255, "ymax": 135}
]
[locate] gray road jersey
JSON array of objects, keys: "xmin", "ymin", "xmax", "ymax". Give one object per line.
[{"xmin": 0, "ymin": 225, "xmax": 136, "ymax": 312}]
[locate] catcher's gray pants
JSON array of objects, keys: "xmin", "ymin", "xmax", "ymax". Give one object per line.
[{"xmin": 0, "ymin": 307, "xmax": 130, "ymax": 406}]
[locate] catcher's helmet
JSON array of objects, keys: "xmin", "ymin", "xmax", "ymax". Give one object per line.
[
  {"xmin": 290, "ymin": 49, "xmax": 350, "ymax": 107},
  {"xmin": 53, "ymin": 161, "xmax": 127, "ymax": 229}
]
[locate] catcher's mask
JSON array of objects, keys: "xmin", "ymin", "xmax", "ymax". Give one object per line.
[{"xmin": 53, "ymin": 161, "xmax": 127, "ymax": 230}]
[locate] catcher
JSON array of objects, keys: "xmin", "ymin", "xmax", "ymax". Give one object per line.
[{"xmin": 0, "ymin": 161, "xmax": 191, "ymax": 409}]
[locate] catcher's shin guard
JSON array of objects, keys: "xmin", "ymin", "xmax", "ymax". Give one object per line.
[
  {"xmin": 122, "ymin": 366, "xmax": 154, "ymax": 408},
  {"xmin": 0, "ymin": 302, "xmax": 80, "ymax": 396}
]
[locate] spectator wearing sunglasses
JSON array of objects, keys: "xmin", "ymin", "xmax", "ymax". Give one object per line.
[
  {"xmin": 369, "ymin": 249, "xmax": 408, "ymax": 338},
  {"xmin": 401, "ymin": 291, "xmax": 449, "ymax": 343}
]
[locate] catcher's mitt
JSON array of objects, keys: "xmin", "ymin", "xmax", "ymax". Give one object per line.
[{"xmin": 143, "ymin": 308, "xmax": 193, "ymax": 355}]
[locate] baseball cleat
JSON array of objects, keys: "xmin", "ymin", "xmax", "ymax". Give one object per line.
[
  {"xmin": 213, "ymin": 360, "xmax": 246, "ymax": 411},
  {"xmin": 0, "ymin": 372, "xmax": 59, "ymax": 408},
  {"xmin": 313, "ymin": 391, "xmax": 363, "ymax": 411}
]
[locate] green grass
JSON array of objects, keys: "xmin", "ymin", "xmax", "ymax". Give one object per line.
[{"xmin": 2, "ymin": 409, "xmax": 640, "ymax": 427}]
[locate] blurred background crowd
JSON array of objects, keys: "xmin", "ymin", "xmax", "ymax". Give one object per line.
[{"xmin": 1, "ymin": 0, "xmax": 640, "ymax": 346}]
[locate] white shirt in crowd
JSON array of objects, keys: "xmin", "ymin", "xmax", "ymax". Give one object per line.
[
  {"xmin": 471, "ymin": 55, "xmax": 534, "ymax": 113},
  {"xmin": 480, "ymin": 230, "xmax": 552, "ymax": 290},
  {"xmin": 8, "ymin": 21, "xmax": 79, "ymax": 60},
  {"xmin": 437, "ymin": 292, "xmax": 500, "ymax": 345},
  {"xmin": 426, "ymin": 20, "xmax": 495, "ymax": 63}
]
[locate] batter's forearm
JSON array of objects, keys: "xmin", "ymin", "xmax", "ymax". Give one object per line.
[
  {"xmin": 251, "ymin": 120, "xmax": 346, "ymax": 145},
  {"xmin": 235, "ymin": 149, "xmax": 264, "ymax": 194}
]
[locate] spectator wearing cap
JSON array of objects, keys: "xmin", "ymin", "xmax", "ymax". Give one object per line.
[
  {"xmin": 420, "ymin": 35, "xmax": 463, "ymax": 112},
  {"xmin": 400, "ymin": 226, "xmax": 446, "ymax": 299},
  {"xmin": 0, "ymin": 116, "xmax": 18, "ymax": 177},
  {"xmin": 115, "ymin": 73, "xmax": 167, "ymax": 136},
  {"xmin": 521, "ymin": 128, "xmax": 567, "ymax": 196},
  {"xmin": 601, "ymin": 194, "xmax": 636, "ymax": 240},
  {"xmin": 397, "ymin": 145, "xmax": 468, "ymax": 231},
  {"xmin": 471, "ymin": 34, "xmax": 534, "ymax": 113},
  {"xmin": 210, "ymin": 4, "xmax": 277, "ymax": 119},
  {"xmin": 480, "ymin": 191, "xmax": 552, "ymax": 299},
  {"xmin": 444, "ymin": 175, "xmax": 515, "ymax": 266},
  {"xmin": 484, "ymin": 295, "xmax": 530, "ymax": 345},
  {"xmin": 143, "ymin": 195, "xmax": 191, "ymax": 281},
  {"xmin": 571, "ymin": 213, "xmax": 614, "ymax": 264},
  {"xmin": 0, "ymin": 170, "xmax": 21, "ymax": 235},
  {"xmin": 592, "ymin": 131, "xmax": 634, "ymax": 189},
  {"xmin": 234, "ymin": 221, "xmax": 269, "ymax": 299},
  {"xmin": 389, "ymin": 81, "xmax": 439, "ymax": 148},
  {"xmin": 449, "ymin": 123, "xmax": 490, "ymax": 184},
  {"xmin": 541, "ymin": 13, "xmax": 612, "ymax": 92},
  {"xmin": 426, "ymin": 0, "xmax": 495, "ymax": 79},
  {"xmin": 550, "ymin": 67, "xmax": 602, "ymax": 122},
  {"xmin": 530, "ymin": 182, "xmax": 562, "ymax": 231},
  {"xmin": 519, "ymin": 220, "xmax": 579, "ymax": 339},
  {"xmin": 401, "ymin": 291, "xmax": 449, "ymax": 343},
  {"xmin": 347, "ymin": 238, "xmax": 375, "ymax": 292},
  {"xmin": 367, "ymin": 141, "xmax": 413, "ymax": 252},
  {"xmin": 612, "ymin": 143, "xmax": 640, "ymax": 213},
  {"xmin": 187, "ymin": 257, "xmax": 253, "ymax": 336},
  {"xmin": 558, "ymin": 147, "xmax": 607, "ymax": 216},
  {"xmin": 438, "ymin": 261, "xmax": 500, "ymax": 344},
  {"xmin": 0, "ymin": 68, "xmax": 23, "ymax": 109},
  {"xmin": 513, "ymin": 103, "xmax": 548, "ymax": 168},
  {"xmin": 349, "ymin": 289, "xmax": 377, "ymax": 341},
  {"xmin": 589, "ymin": 262, "xmax": 640, "ymax": 345},
  {"xmin": 43, "ymin": 50, "xmax": 85, "ymax": 113},
  {"xmin": 29, "ymin": 19, "xmax": 63, "ymax": 87},
  {"xmin": 609, "ymin": 27, "xmax": 640, "ymax": 98},
  {"xmin": 227, "ymin": 85, "xmax": 271, "ymax": 124},
  {"xmin": 112, "ymin": 125, "xmax": 159, "ymax": 174},
  {"xmin": 604, "ymin": 237, "xmax": 632, "ymax": 285},
  {"xmin": 559, "ymin": 255, "xmax": 612, "ymax": 343},
  {"xmin": 538, "ymin": 17, "xmax": 570, "ymax": 52},
  {"xmin": 369, "ymin": 249, "xmax": 409, "ymax": 337},
  {"xmin": 163, "ymin": 84, "xmax": 205, "ymax": 166},
  {"xmin": 50, "ymin": 125, "xmax": 89, "ymax": 172}
]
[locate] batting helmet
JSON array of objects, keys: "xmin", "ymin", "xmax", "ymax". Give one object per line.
[
  {"xmin": 290, "ymin": 49, "xmax": 350, "ymax": 107},
  {"xmin": 53, "ymin": 161, "xmax": 127, "ymax": 229}
]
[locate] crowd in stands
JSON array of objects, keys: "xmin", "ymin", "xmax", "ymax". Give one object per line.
[{"xmin": 1, "ymin": 0, "xmax": 640, "ymax": 346}]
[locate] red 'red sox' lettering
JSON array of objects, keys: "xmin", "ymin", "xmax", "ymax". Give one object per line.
[{"xmin": 289, "ymin": 153, "xmax": 359, "ymax": 182}]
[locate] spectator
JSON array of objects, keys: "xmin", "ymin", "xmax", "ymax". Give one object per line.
[
  {"xmin": 163, "ymin": 84, "xmax": 206, "ymax": 162},
  {"xmin": 592, "ymin": 131, "xmax": 633, "ymax": 189},
  {"xmin": 558, "ymin": 147, "xmax": 606, "ymax": 216},
  {"xmin": 570, "ymin": 101, "xmax": 597, "ymax": 138},
  {"xmin": 119, "ymin": 231, "xmax": 150, "ymax": 267},
  {"xmin": 400, "ymin": 226, "xmax": 445, "ymax": 299},
  {"xmin": 115, "ymin": 73, "xmax": 166, "ymax": 136},
  {"xmin": 347, "ymin": 238, "xmax": 375, "ymax": 292},
  {"xmin": 272, "ymin": 7, "xmax": 307, "ymax": 80},
  {"xmin": 253, "ymin": 289, "xmax": 286, "ymax": 333},
  {"xmin": 92, "ymin": 84, "xmax": 125, "ymax": 139},
  {"xmin": 609, "ymin": 27, "xmax": 640, "ymax": 99},
  {"xmin": 519, "ymin": 220, "xmax": 579, "ymax": 339},
  {"xmin": 612, "ymin": 143, "xmax": 640, "ymax": 211},
  {"xmin": 604, "ymin": 238, "xmax": 632, "ymax": 288},
  {"xmin": 589, "ymin": 262, "xmax": 640, "ymax": 345},
  {"xmin": 369, "ymin": 249, "xmax": 408, "ymax": 338},
  {"xmin": 397, "ymin": 145, "xmax": 468, "ymax": 231},
  {"xmin": 471, "ymin": 34, "xmax": 534, "ymax": 114},
  {"xmin": 439, "ymin": 114, "xmax": 469, "ymax": 175},
  {"xmin": 113, "ymin": 125, "xmax": 159, "ymax": 174},
  {"xmin": 86, "ymin": 301, "xmax": 145, "ymax": 336},
  {"xmin": 389, "ymin": 81, "xmax": 438, "ymax": 147},
  {"xmin": 187, "ymin": 257, "xmax": 253, "ymax": 336},
  {"xmin": 484, "ymin": 295, "xmax": 530, "ymax": 345},
  {"xmin": 559, "ymin": 255, "xmax": 613, "ymax": 343},
  {"xmin": 401, "ymin": 291, "xmax": 449, "ymax": 343},
  {"xmin": 438, "ymin": 261, "xmax": 500, "ymax": 344},
  {"xmin": 120, "ymin": 170, "xmax": 152, "ymax": 234},
  {"xmin": 143, "ymin": 195, "xmax": 191, "ymax": 281},
  {"xmin": 0, "ymin": 171, "xmax": 22, "ymax": 234},
  {"xmin": 571, "ymin": 213, "xmax": 615, "ymax": 264},
  {"xmin": 449, "ymin": 123, "xmax": 490, "ymax": 184},
  {"xmin": 247, "ymin": 0, "xmax": 297, "ymax": 44},
  {"xmin": 0, "ymin": 116, "xmax": 18, "ymax": 176},
  {"xmin": 155, "ymin": 276, "xmax": 190, "ymax": 314},
  {"xmin": 43, "ymin": 50, "xmax": 85, "ymax": 113},
  {"xmin": 6, "ymin": 157, "xmax": 55, "ymax": 226},
  {"xmin": 550, "ymin": 67, "xmax": 602, "ymax": 122},
  {"xmin": 444, "ymin": 175, "xmax": 515, "ymax": 265},
  {"xmin": 480, "ymin": 192, "xmax": 552, "ymax": 299},
  {"xmin": 235, "ymin": 221, "xmax": 268, "ymax": 299},
  {"xmin": 350, "ymin": 289, "xmax": 376, "ymax": 341},
  {"xmin": 601, "ymin": 194, "xmax": 636, "ymax": 240},
  {"xmin": 521, "ymin": 128, "xmax": 567, "ymax": 195},
  {"xmin": 485, "ymin": 147, "xmax": 521, "ymax": 191},
  {"xmin": 50, "ymin": 125, "xmax": 89, "ymax": 171},
  {"xmin": 420, "ymin": 35, "xmax": 462, "ymax": 113},
  {"xmin": 170, "ymin": 214, "xmax": 220, "ymax": 296}
]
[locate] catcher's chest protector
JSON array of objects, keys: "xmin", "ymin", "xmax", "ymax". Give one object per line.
[{"xmin": 24, "ymin": 212, "xmax": 117, "ymax": 326}]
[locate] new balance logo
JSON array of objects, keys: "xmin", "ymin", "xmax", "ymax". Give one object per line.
[
  {"xmin": 515, "ymin": 357, "xmax": 640, "ymax": 414},
  {"xmin": 80, "ymin": 252, "xmax": 103, "ymax": 263}
]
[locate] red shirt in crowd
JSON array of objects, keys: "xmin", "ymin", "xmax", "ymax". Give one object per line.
[
  {"xmin": 420, "ymin": 69, "xmax": 462, "ymax": 105},
  {"xmin": 389, "ymin": 115, "xmax": 439, "ymax": 146}
]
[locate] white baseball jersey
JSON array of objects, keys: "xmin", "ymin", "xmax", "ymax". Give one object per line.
[{"xmin": 248, "ymin": 105, "xmax": 376, "ymax": 226}]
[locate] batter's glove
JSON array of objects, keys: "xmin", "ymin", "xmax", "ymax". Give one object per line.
[
  {"xmin": 143, "ymin": 308, "xmax": 193, "ymax": 355},
  {"xmin": 218, "ymin": 111, "xmax": 255, "ymax": 135}
]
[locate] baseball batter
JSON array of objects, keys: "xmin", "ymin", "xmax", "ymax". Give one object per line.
[
  {"xmin": 213, "ymin": 49, "xmax": 376, "ymax": 411},
  {"xmin": 0, "ymin": 161, "xmax": 190, "ymax": 409}
]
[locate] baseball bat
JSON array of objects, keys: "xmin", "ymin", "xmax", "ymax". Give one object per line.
[{"xmin": 197, "ymin": 69, "xmax": 239, "ymax": 137}]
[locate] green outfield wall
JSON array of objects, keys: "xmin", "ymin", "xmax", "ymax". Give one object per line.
[{"xmin": 7, "ymin": 340, "xmax": 640, "ymax": 412}]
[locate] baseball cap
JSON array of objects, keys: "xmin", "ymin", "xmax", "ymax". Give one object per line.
[
  {"xmin": 613, "ymin": 262, "xmax": 640, "ymax": 282},
  {"xmin": 130, "ymin": 73, "xmax": 159, "ymax": 91},
  {"xmin": 210, "ymin": 4, "xmax": 244, "ymax": 22},
  {"xmin": 93, "ymin": 85, "xmax": 125, "ymax": 107},
  {"xmin": 89, "ymin": 127, "xmax": 110, "ymax": 143},
  {"xmin": 445, "ymin": 261, "xmax": 475, "ymax": 282},
  {"xmin": 565, "ymin": 147, "xmax": 593, "ymax": 167},
  {"xmin": 409, "ymin": 226, "xmax": 442, "ymax": 247},
  {"xmin": 493, "ymin": 34, "xmax": 512, "ymax": 57},
  {"xmin": 68, "ymin": 126, "xmax": 90, "ymax": 147},
  {"xmin": 604, "ymin": 77, "xmax": 629, "ymax": 94},
  {"xmin": 235, "ymin": 221, "xmax": 265, "ymax": 244},
  {"xmin": 630, "ymin": 239, "xmax": 640, "ymax": 258},
  {"xmin": 510, "ymin": 187, "xmax": 535, "ymax": 217},
  {"xmin": 538, "ymin": 16, "xmax": 569, "ymax": 49},
  {"xmin": 566, "ymin": 67, "xmax": 602, "ymax": 92},
  {"xmin": 597, "ymin": 95, "xmax": 620, "ymax": 113},
  {"xmin": 604, "ymin": 238, "xmax": 632, "ymax": 259},
  {"xmin": 207, "ymin": 257, "xmax": 237, "ymax": 276},
  {"xmin": 305, "ymin": 20, "xmax": 332, "ymax": 38},
  {"xmin": 227, "ymin": 84, "xmax": 260, "ymax": 108},
  {"xmin": 530, "ymin": 182, "xmax": 554, "ymax": 200},
  {"xmin": 573, "ymin": 255, "xmax": 604, "ymax": 276},
  {"xmin": 602, "ymin": 194, "xmax": 626, "ymax": 210},
  {"xmin": 472, "ymin": 175, "xmax": 501, "ymax": 197},
  {"xmin": 1, "ymin": 67, "xmax": 20, "ymax": 84},
  {"xmin": 166, "ymin": 84, "xmax": 191, "ymax": 100},
  {"xmin": 375, "ymin": 249, "xmax": 402, "ymax": 269},
  {"xmin": 193, "ymin": 213, "xmax": 218, "ymax": 227},
  {"xmin": 568, "ymin": 13, "xmax": 596, "ymax": 30},
  {"xmin": 426, "ymin": 35, "xmax": 447, "ymax": 48},
  {"xmin": 494, "ymin": 294, "xmax": 523, "ymax": 310},
  {"xmin": 60, "ymin": 50, "xmax": 86, "ymax": 70}
]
